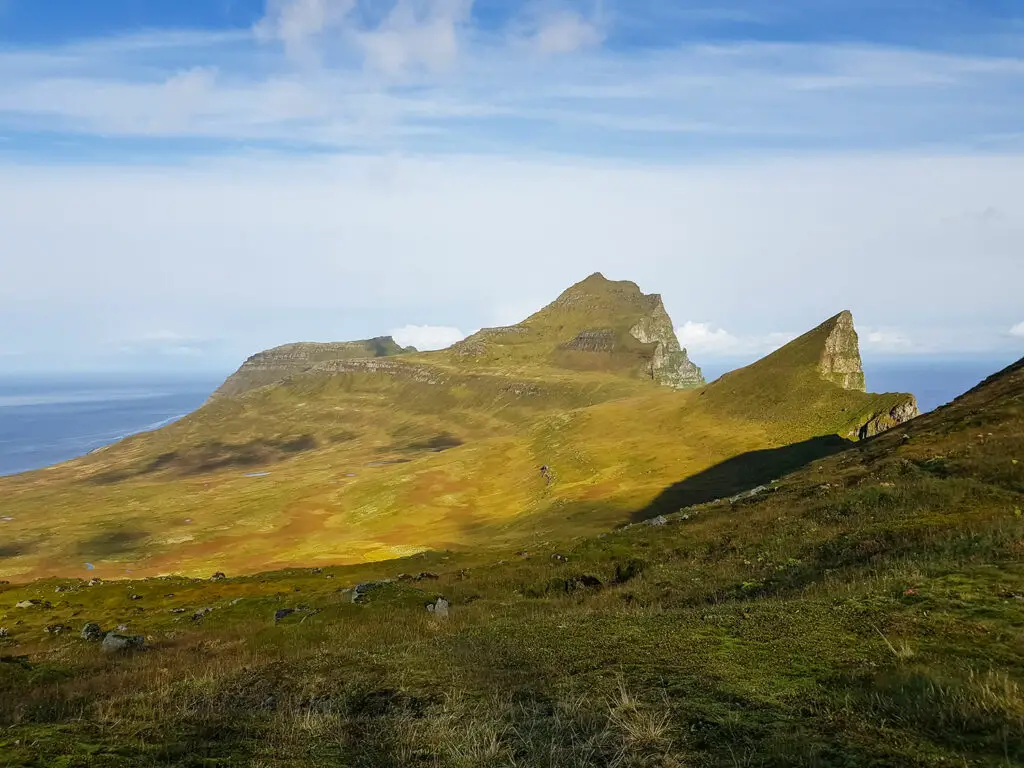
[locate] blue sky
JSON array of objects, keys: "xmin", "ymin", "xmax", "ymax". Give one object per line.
[{"xmin": 0, "ymin": 0, "xmax": 1022, "ymax": 373}]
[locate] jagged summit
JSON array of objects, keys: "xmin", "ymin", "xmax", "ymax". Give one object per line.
[
  {"xmin": 214, "ymin": 336, "xmax": 416, "ymax": 398},
  {"xmin": 451, "ymin": 273, "xmax": 704, "ymax": 389},
  {"xmin": 817, "ymin": 310, "xmax": 866, "ymax": 391}
]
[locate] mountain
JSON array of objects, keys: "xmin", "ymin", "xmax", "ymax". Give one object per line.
[
  {"xmin": 0, "ymin": 274, "xmax": 916, "ymax": 582},
  {"xmin": 697, "ymin": 310, "xmax": 919, "ymax": 441},
  {"xmin": 450, "ymin": 272, "xmax": 704, "ymax": 388},
  {"xmin": 214, "ymin": 336, "xmax": 417, "ymax": 398},
  {"xmin": 2, "ymin": 352, "xmax": 1020, "ymax": 767}
]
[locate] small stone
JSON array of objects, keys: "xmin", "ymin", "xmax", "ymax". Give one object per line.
[
  {"xmin": 551, "ymin": 554, "xmax": 569, "ymax": 563},
  {"xmin": 310, "ymin": 568, "xmax": 322, "ymax": 574},
  {"xmin": 116, "ymin": 624, "xmax": 129, "ymax": 632},
  {"xmin": 80, "ymin": 623, "xmax": 104, "ymax": 642},
  {"xmin": 274, "ymin": 608, "xmax": 295, "ymax": 623},
  {"xmin": 646, "ymin": 515, "xmax": 669, "ymax": 527},
  {"xmin": 209, "ymin": 572, "xmax": 227, "ymax": 582},
  {"xmin": 88, "ymin": 578, "xmax": 103, "ymax": 586},
  {"xmin": 192, "ymin": 607, "xmax": 214, "ymax": 621},
  {"xmin": 15, "ymin": 600, "xmax": 42, "ymax": 609},
  {"xmin": 415, "ymin": 572, "xmax": 439, "ymax": 581},
  {"xmin": 0, "ymin": 627, "xmax": 9, "ymax": 638},
  {"xmin": 130, "ymin": 594, "xmax": 142, "ymax": 601},
  {"xmin": 44, "ymin": 624, "xmax": 72, "ymax": 635},
  {"xmin": 54, "ymin": 585, "xmax": 69, "ymax": 593},
  {"xmin": 170, "ymin": 608, "xmax": 188, "ymax": 614}
]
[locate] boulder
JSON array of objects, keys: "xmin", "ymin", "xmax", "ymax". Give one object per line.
[
  {"xmin": 80, "ymin": 623, "xmax": 104, "ymax": 642},
  {"xmin": 209, "ymin": 572, "xmax": 227, "ymax": 582},
  {"xmin": 415, "ymin": 572, "xmax": 439, "ymax": 581},
  {"xmin": 274, "ymin": 608, "xmax": 295, "ymax": 623},
  {"xmin": 192, "ymin": 607, "xmax": 214, "ymax": 621},
  {"xmin": 0, "ymin": 627, "xmax": 8, "ymax": 638},
  {"xmin": 15, "ymin": 599, "xmax": 43, "ymax": 609},
  {"xmin": 646, "ymin": 515, "xmax": 668, "ymax": 527},
  {"xmin": 426, "ymin": 597, "xmax": 450, "ymax": 618},
  {"xmin": 101, "ymin": 633, "xmax": 146, "ymax": 654}
]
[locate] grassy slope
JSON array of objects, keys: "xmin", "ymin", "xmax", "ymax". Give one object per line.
[
  {"xmin": 1, "ymin": 358, "xmax": 1021, "ymax": 767},
  {"xmin": 0, "ymin": 278, "xmax": 913, "ymax": 582},
  {"xmin": 0, "ymin": 364, "xmax": 913, "ymax": 582}
]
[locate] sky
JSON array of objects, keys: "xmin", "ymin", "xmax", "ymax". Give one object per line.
[{"xmin": 0, "ymin": 0, "xmax": 1022, "ymax": 374}]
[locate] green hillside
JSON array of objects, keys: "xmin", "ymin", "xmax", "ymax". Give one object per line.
[
  {"xmin": 1, "ymin": 355, "xmax": 1020, "ymax": 767},
  {"xmin": 0, "ymin": 275, "xmax": 917, "ymax": 583}
]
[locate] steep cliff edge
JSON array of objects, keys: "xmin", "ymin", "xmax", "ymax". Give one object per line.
[
  {"xmin": 451, "ymin": 272, "xmax": 704, "ymax": 389},
  {"xmin": 213, "ymin": 336, "xmax": 417, "ymax": 398}
]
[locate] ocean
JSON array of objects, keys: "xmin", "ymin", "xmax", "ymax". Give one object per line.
[
  {"xmin": 0, "ymin": 375, "xmax": 221, "ymax": 477},
  {"xmin": 0, "ymin": 360, "xmax": 1011, "ymax": 478}
]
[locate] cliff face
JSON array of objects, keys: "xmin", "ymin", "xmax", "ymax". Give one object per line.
[
  {"xmin": 629, "ymin": 300, "xmax": 705, "ymax": 389},
  {"xmin": 214, "ymin": 337, "xmax": 416, "ymax": 398},
  {"xmin": 452, "ymin": 273, "xmax": 704, "ymax": 389},
  {"xmin": 818, "ymin": 310, "xmax": 866, "ymax": 391}
]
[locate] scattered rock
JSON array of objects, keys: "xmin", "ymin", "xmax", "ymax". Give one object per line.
[
  {"xmin": 274, "ymin": 608, "xmax": 295, "ymax": 623},
  {"xmin": 209, "ymin": 572, "xmax": 227, "ymax": 582},
  {"xmin": 116, "ymin": 624, "xmax": 129, "ymax": 632},
  {"xmin": 88, "ymin": 578, "xmax": 103, "ymax": 586},
  {"xmin": 192, "ymin": 607, "xmax": 214, "ymax": 621},
  {"xmin": 325, "ymin": 574, "xmax": 335, "ymax": 579},
  {"xmin": 130, "ymin": 594, "xmax": 143, "ymax": 601},
  {"xmin": 646, "ymin": 515, "xmax": 669, "ymax": 527},
  {"xmin": 397, "ymin": 574, "xmax": 413, "ymax": 582},
  {"xmin": 54, "ymin": 585, "xmax": 69, "ymax": 593},
  {"xmin": 310, "ymin": 568, "xmax": 322, "ymax": 574},
  {"xmin": 101, "ymin": 633, "xmax": 146, "ymax": 654},
  {"xmin": 613, "ymin": 559, "xmax": 646, "ymax": 585},
  {"xmin": 425, "ymin": 597, "xmax": 450, "ymax": 618},
  {"xmin": 0, "ymin": 627, "xmax": 8, "ymax": 638},
  {"xmin": 80, "ymin": 623, "xmax": 104, "ymax": 642},
  {"xmin": 351, "ymin": 581, "xmax": 390, "ymax": 604},
  {"xmin": 44, "ymin": 624, "xmax": 73, "ymax": 635},
  {"xmin": 164, "ymin": 594, "xmax": 176, "ymax": 598},
  {"xmin": 551, "ymin": 554, "xmax": 569, "ymax": 563},
  {"xmin": 517, "ymin": 551, "xmax": 529, "ymax": 558},
  {"xmin": 415, "ymin": 572, "xmax": 439, "ymax": 581},
  {"xmin": 15, "ymin": 600, "xmax": 43, "ymax": 609},
  {"xmin": 170, "ymin": 608, "xmax": 188, "ymax": 614}
]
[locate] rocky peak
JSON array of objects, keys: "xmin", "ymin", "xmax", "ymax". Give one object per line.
[
  {"xmin": 818, "ymin": 310, "xmax": 866, "ymax": 391},
  {"xmin": 453, "ymin": 273, "xmax": 704, "ymax": 389}
]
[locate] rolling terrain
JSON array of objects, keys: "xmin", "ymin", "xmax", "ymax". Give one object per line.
[
  {"xmin": 0, "ymin": 274, "xmax": 917, "ymax": 582},
  {"xmin": 0, "ymin": 344, "xmax": 1020, "ymax": 766}
]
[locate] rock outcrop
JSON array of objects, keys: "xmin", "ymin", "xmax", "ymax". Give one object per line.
[
  {"xmin": 818, "ymin": 311, "xmax": 866, "ymax": 391},
  {"xmin": 857, "ymin": 397, "xmax": 920, "ymax": 439},
  {"xmin": 214, "ymin": 337, "xmax": 417, "ymax": 399},
  {"xmin": 629, "ymin": 300, "xmax": 705, "ymax": 389}
]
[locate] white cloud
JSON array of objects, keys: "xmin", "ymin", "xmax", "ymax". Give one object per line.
[
  {"xmin": 1011, "ymin": 322, "xmax": 1024, "ymax": 338},
  {"xmin": 1, "ymin": 25, "xmax": 1023, "ymax": 151},
  {"xmin": 115, "ymin": 331, "xmax": 220, "ymax": 358},
  {"xmin": 863, "ymin": 328, "xmax": 914, "ymax": 351},
  {"xmin": 529, "ymin": 12, "xmax": 605, "ymax": 56},
  {"xmin": 676, "ymin": 322, "xmax": 792, "ymax": 358},
  {"xmin": 391, "ymin": 324, "xmax": 467, "ymax": 350},
  {"xmin": 0, "ymin": 152, "xmax": 1022, "ymax": 367}
]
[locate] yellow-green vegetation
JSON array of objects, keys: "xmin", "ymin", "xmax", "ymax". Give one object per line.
[
  {"xmin": 1, "ymin": 356, "xmax": 1021, "ymax": 766},
  {"xmin": 0, "ymin": 275, "xmax": 916, "ymax": 582}
]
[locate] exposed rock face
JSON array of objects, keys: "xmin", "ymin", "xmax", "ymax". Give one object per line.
[
  {"xmin": 214, "ymin": 337, "xmax": 417, "ymax": 399},
  {"xmin": 818, "ymin": 311, "xmax": 866, "ymax": 391},
  {"xmin": 629, "ymin": 300, "xmax": 705, "ymax": 389},
  {"xmin": 857, "ymin": 397, "xmax": 920, "ymax": 439},
  {"xmin": 563, "ymin": 329, "xmax": 617, "ymax": 352}
]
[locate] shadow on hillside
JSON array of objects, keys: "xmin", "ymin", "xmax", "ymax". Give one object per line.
[
  {"xmin": 632, "ymin": 435, "xmax": 853, "ymax": 522},
  {"xmin": 90, "ymin": 435, "xmax": 319, "ymax": 484}
]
